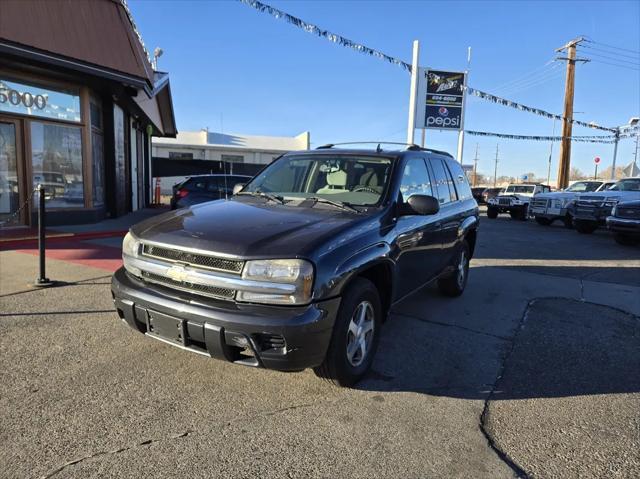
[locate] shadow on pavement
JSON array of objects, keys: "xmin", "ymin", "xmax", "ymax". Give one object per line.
[{"xmin": 358, "ymin": 288, "xmax": 640, "ymax": 401}]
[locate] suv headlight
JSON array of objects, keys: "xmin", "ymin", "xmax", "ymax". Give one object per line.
[
  {"xmin": 122, "ymin": 232, "xmax": 142, "ymax": 277},
  {"xmin": 237, "ymin": 259, "xmax": 314, "ymax": 305}
]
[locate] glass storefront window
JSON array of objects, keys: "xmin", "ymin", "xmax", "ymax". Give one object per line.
[
  {"xmin": 1, "ymin": 78, "xmax": 81, "ymax": 122},
  {"xmin": 31, "ymin": 122, "xmax": 84, "ymax": 208}
]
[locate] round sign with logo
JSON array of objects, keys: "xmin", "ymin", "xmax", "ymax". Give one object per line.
[{"xmin": 594, "ymin": 157, "xmax": 601, "ymax": 164}]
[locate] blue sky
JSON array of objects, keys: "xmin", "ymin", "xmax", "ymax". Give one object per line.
[{"xmin": 129, "ymin": 0, "xmax": 640, "ymax": 180}]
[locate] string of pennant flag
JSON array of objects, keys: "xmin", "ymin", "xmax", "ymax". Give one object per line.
[
  {"xmin": 238, "ymin": 0, "xmax": 412, "ymax": 71},
  {"xmin": 239, "ymin": 0, "xmax": 637, "ymax": 137},
  {"xmin": 465, "ymin": 130, "xmax": 617, "ymax": 143}
]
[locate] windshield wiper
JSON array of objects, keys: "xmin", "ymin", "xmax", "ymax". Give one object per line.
[
  {"xmin": 304, "ymin": 196, "xmax": 361, "ymax": 214},
  {"xmin": 238, "ymin": 191, "xmax": 286, "ymax": 204}
]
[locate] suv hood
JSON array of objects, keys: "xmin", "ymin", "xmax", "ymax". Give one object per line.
[
  {"xmin": 131, "ymin": 198, "xmax": 375, "ymax": 258},
  {"xmin": 534, "ymin": 191, "xmax": 577, "ymax": 200}
]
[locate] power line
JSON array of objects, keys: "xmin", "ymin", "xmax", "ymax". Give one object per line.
[
  {"xmin": 499, "ymin": 64, "xmax": 565, "ymax": 97},
  {"xmin": 585, "ymin": 58, "xmax": 640, "ymax": 71},
  {"xmin": 490, "ymin": 59, "xmax": 557, "ymax": 92},
  {"xmin": 581, "ymin": 43, "xmax": 640, "ymax": 61},
  {"xmin": 584, "ymin": 38, "xmax": 640, "ymax": 56},
  {"xmin": 578, "ymin": 48, "xmax": 640, "ymax": 66}
]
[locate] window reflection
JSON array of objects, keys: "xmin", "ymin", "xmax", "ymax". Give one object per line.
[{"xmin": 31, "ymin": 122, "xmax": 84, "ymax": 208}]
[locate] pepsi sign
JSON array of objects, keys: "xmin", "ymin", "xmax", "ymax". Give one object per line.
[{"xmin": 416, "ymin": 68, "xmax": 466, "ymax": 131}]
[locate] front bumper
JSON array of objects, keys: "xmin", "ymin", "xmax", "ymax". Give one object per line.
[
  {"xmin": 606, "ymin": 216, "xmax": 640, "ymax": 235},
  {"xmin": 573, "ymin": 205, "xmax": 613, "ymax": 224},
  {"xmin": 111, "ymin": 267, "xmax": 340, "ymax": 371}
]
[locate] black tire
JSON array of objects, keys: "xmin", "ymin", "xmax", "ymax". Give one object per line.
[
  {"xmin": 438, "ymin": 241, "xmax": 470, "ymax": 297},
  {"xmin": 614, "ymin": 233, "xmax": 638, "ymax": 246},
  {"xmin": 574, "ymin": 220, "xmax": 598, "ymax": 234},
  {"xmin": 313, "ymin": 277, "xmax": 382, "ymax": 387},
  {"xmin": 487, "ymin": 207, "xmax": 498, "ymax": 219},
  {"xmin": 518, "ymin": 205, "xmax": 529, "ymax": 221},
  {"xmin": 563, "ymin": 214, "xmax": 573, "ymax": 229},
  {"xmin": 535, "ymin": 216, "xmax": 552, "ymax": 226}
]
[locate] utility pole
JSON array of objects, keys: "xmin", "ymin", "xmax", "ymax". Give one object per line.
[
  {"xmin": 493, "ymin": 144, "xmax": 499, "ymax": 188},
  {"xmin": 473, "ymin": 143, "xmax": 479, "ymax": 186},
  {"xmin": 610, "ymin": 128, "xmax": 620, "ymax": 179},
  {"xmin": 406, "ymin": 40, "xmax": 420, "ymax": 145},
  {"xmin": 555, "ymin": 37, "xmax": 588, "ymax": 190}
]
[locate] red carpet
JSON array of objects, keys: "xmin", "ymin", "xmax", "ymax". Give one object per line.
[{"xmin": 16, "ymin": 238, "xmax": 123, "ymax": 272}]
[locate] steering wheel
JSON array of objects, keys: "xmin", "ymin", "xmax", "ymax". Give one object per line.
[{"xmin": 352, "ymin": 185, "xmax": 378, "ymax": 194}]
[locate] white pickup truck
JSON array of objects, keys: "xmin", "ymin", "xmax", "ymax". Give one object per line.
[
  {"xmin": 487, "ymin": 183, "xmax": 551, "ymax": 220},
  {"xmin": 529, "ymin": 180, "xmax": 616, "ymax": 228}
]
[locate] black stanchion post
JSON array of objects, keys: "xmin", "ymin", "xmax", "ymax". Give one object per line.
[{"xmin": 34, "ymin": 184, "xmax": 53, "ymax": 287}]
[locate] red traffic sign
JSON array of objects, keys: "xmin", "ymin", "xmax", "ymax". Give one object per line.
[{"xmin": 594, "ymin": 157, "xmax": 601, "ymax": 164}]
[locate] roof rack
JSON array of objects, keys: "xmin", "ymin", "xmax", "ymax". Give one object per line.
[{"xmin": 315, "ymin": 142, "xmax": 454, "ymax": 158}]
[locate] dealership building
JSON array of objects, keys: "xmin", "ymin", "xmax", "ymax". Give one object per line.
[
  {"xmin": 0, "ymin": 0, "xmax": 177, "ymax": 227},
  {"xmin": 152, "ymin": 129, "xmax": 310, "ymax": 194}
]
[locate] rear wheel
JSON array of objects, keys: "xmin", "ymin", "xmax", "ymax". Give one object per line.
[
  {"xmin": 487, "ymin": 207, "xmax": 498, "ymax": 219},
  {"xmin": 313, "ymin": 278, "xmax": 382, "ymax": 387},
  {"xmin": 574, "ymin": 220, "xmax": 598, "ymax": 234},
  {"xmin": 438, "ymin": 241, "xmax": 470, "ymax": 297},
  {"xmin": 614, "ymin": 233, "xmax": 638, "ymax": 246},
  {"xmin": 535, "ymin": 216, "xmax": 552, "ymax": 226}
]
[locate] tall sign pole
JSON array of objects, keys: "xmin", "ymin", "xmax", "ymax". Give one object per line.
[
  {"xmin": 555, "ymin": 37, "xmax": 586, "ymax": 190},
  {"xmin": 493, "ymin": 144, "xmax": 499, "ymax": 188},
  {"xmin": 406, "ymin": 40, "xmax": 420, "ymax": 145},
  {"xmin": 473, "ymin": 143, "xmax": 479, "ymax": 187},
  {"xmin": 610, "ymin": 128, "xmax": 620, "ymax": 179},
  {"xmin": 457, "ymin": 47, "xmax": 471, "ymax": 164}
]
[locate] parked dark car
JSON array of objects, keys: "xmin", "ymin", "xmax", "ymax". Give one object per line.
[
  {"xmin": 607, "ymin": 199, "xmax": 640, "ymax": 245},
  {"xmin": 112, "ymin": 145, "xmax": 479, "ymax": 386},
  {"xmin": 170, "ymin": 174, "xmax": 253, "ymax": 209},
  {"xmin": 471, "ymin": 187, "xmax": 486, "ymax": 204},
  {"xmin": 481, "ymin": 187, "xmax": 502, "ymax": 204}
]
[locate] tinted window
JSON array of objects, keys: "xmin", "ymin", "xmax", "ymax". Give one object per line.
[
  {"xmin": 399, "ymin": 159, "xmax": 433, "ymax": 201},
  {"xmin": 445, "ymin": 160, "xmax": 472, "ymax": 200},
  {"xmin": 430, "ymin": 159, "xmax": 455, "ymax": 204},
  {"xmin": 207, "ymin": 177, "xmax": 222, "ymax": 192},
  {"xmin": 184, "ymin": 178, "xmax": 207, "ymax": 191}
]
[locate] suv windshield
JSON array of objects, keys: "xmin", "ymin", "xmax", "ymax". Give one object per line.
[
  {"xmin": 609, "ymin": 179, "xmax": 640, "ymax": 191},
  {"xmin": 505, "ymin": 185, "xmax": 535, "ymax": 194},
  {"xmin": 566, "ymin": 181, "xmax": 602, "ymax": 192},
  {"xmin": 241, "ymin": 155, "xmax": 392, "ymax": 206}
]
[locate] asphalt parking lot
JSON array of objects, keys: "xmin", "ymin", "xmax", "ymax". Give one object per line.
[{"xmin": 1, "ymin": 210, "xmax": 639, "ymax": 479}]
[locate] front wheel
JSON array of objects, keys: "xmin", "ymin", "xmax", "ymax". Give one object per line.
[
  {"xmin": 614, "ymin": 233, "xmax": 638, "ymax": 246},
  {"xmin": 438, "ymin": 241, "xmax": 470, "ymax": 297},
  {"xmin": 487, "ymin": 207, "xmax": 498, "ymax": 219},
  {"xmin": 313, "ymin": 278, "xmax": 382, "ymax": 387},
  {"xmin": 563, "ymin": 214, "xmax": 573, "ymax": 229},
  {"xmin": 574, "ymin": 219, "xmax": 598, "ymax": 234},
  {"xmin": 535, "ymin": 216, "xmax": 552, "ymax": 226}
]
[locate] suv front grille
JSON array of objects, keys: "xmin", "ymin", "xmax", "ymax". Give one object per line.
[
  {"xmin": 141, "ymin": 271, "xmax": 236, "ymax": 300},
  {"xmin": 141, "ymin": 244, "xmax": 244, "ymax": 273},
  {"xmin": 531, "ymin": 198, "xmax": 548, "ymax": 209},
  {"xmin": 617, "ymin": 206, "xmax": 640, "ymax": 219},
  {"xmin": 498, "ymin": 197, "xmax": 511, "ymax": 205}
]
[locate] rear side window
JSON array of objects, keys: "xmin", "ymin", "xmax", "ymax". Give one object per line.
[
  {"xmin": 184, "ymin": 178, "xmax": 207, "ymax": 191},
  {"xmin": 399, "ymin": 159, "xmax": 433, "ymax": 201},
  {"xmin": 445, "ymin": 160, "xmax": 473, "ymax": 201},
  {"xmin": 429, "ymin": 158, "xmax": 456, "ymax": 204}
]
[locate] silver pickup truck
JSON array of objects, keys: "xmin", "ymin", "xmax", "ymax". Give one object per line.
[
  {"xmin": 529, "ymin": 180, "xmax": 616, "ymax": 228},
  {"xmin": 572, "ymin": 177, "xmax": 640, "ymax": 234}
]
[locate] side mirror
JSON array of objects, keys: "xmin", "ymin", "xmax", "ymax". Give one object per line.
[
  {"xmin": 232, "ymin": 183, "xmax": 245, "ymax": 195},
  {"xmin": 404, "ymin": 194, "xmax": 440, "ymax": 216}
]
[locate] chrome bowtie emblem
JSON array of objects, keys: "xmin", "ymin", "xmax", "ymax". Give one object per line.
[{"xmin": 166, "ymin": 264, "xmax": 189, "ymax": 282}]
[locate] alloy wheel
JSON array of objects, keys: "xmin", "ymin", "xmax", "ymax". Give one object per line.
[{"xmin": 345, "ymin": 301, "xmax": 375, "ymax": 367}]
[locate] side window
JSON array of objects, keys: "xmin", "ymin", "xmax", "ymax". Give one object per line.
[
  {"xmin": 207, "ymin": 177, "xmax": 221, "ymax": 192},
  {"xmin": 445, "ymin": 160, "xmax": 472, "ymax": 201},
  {"xmin": 429, "ymin": 158, "xmax": 454, "ymax": 204},
  {"xmin": 399, "ymin": 159, "xmax": 433, "ymax": 201}
]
